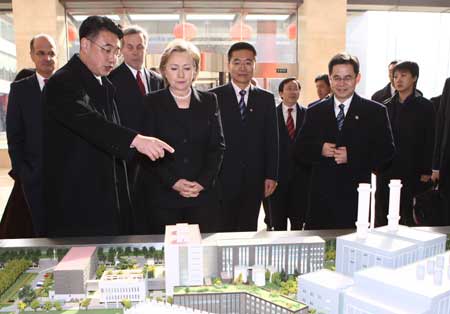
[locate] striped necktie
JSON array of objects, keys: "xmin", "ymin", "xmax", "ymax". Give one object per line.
[
  {"xmin": 286, "ymin": 108, "xmax": 295, "ymax": 140},
  {"xmin": 336, "ymin": 103, "xmax": 345, "ymax": 131},
  {"xmin": 238, "ymin": 90, "xmax": 247, "ymax": 120}
]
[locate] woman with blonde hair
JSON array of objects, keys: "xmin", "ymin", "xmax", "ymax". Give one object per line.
[{"xmin": 136, "ymin": 39, "xmax": 225, "ymax": 234}]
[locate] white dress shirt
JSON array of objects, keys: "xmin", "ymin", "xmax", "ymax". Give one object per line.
[
  {"xmin": 35, "ymin": 72, "xmax": 47, "ymax": 91},
  {"xmin": 333, "ymin": 94, "xmax": 353, "ymax": 118},
  {"xmin": 126, "ymin": 63, "xmax": 149, "ymax": 94},
  {"xmin": 282, "ymin": 103, "xmax": 297, "ymax": 128},
  {"xmin": 231, "ymin": 80, "xmax": 250, "ymax": 106}
]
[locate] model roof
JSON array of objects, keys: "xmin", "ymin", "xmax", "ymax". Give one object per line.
[
  {"xmin": 53, "ymin": 246, "xmax": 96, "ymax": 271},
  {"xmin": 300, "ymin": 269, "xmax": 354, "ymax": 290},
  {"xmin": 338, "ymin": 231, "xmax": 417, "ymax": 253}
]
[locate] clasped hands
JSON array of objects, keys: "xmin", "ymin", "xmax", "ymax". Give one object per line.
[
  {"xmin": 173, "ymin": 179, "xmax": 204, "ymax": 198},
  {"xmin": 322, "ymin": 142, "xmax": 347, "ymax": 164}
]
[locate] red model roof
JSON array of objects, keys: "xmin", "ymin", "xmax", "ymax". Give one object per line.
[{"xmin": 54, "ymin": 247, "xmax": 96, "ymax": 271}]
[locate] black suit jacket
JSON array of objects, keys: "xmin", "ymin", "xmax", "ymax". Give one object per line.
[
  {"xmin": 139, "ymin": 88, "xmax": 225, "ymax": 209},
  {"xmin": 295, "ymin": 93, "xmax": 395, "ymax": 228},
  {"xmin": 42, "ymin": 54, "xmax": 138, "ymax": 237},
  {"xmin": 372, "ymin": 83, "xmax": 393, "ymax": 104},
  {"xmin": 434, "ymin": 78, "xmax": 450, "ymax": 189},
  {"xmin": 108, "ymin": 63, "xmax": 164, "ymax": 132},
  {"xmin": 210, "ymin": 83, "xmax": 279, "ymax": 201},
  {"xmin": 276, "ymin": 103, "xmax": 306, "ymax": 183},
  {"xmin": 6, "ymin": 74, "xmax": 44, "ymax": 234}
]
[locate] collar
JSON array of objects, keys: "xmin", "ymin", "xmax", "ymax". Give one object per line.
[
  {"xmin": 125, "ymin": 63, "xmax": 145, "ymax": 79},
  {"xmin": 282, "ymin": 103, "xmax": 297, "ymax": 114},
  {"xmin": 93, "ymin": 74, "xmax": 102, "ymax": 86},
  {"xmin": 231, "ymin": 80, "xmax": 251, "ymax": 95},
  {"xmin": 35, "ymin": 72, "xmax": 49, "ymax": 91},
  {"xmin": 333, "ymin": 94, "xmax": 353, "ymax": 116},
  {"xmin": 390, "ymin": 83, "xmax": 396, "ymax": 96}
]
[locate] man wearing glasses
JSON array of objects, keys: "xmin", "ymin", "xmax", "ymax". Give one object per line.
[
  {"xmin": 42, "ymin": 16, "xmax": 173, "ymax": 237},
  {"xmin": 5, "ymin": 34, "xmax": 57, "ymax": 237},
  {"xmin": 295, "ymin": 53, "xmax": 395, "ymax": 230}
]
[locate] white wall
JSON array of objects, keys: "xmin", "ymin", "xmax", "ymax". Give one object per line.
[{"xmin": 347, "ymin": 11, "xmax": 450, "ymax": 99}]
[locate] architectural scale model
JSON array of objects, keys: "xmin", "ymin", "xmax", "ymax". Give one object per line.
[
  {"xmin": 99, "ymin": 268, "xmax": 148, "ymax": 303},
  {"xmin": 298, "ymin": 179, "xmax": 449, "ymax": 314}
]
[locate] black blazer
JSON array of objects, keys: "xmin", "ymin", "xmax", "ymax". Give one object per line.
[
  {"xmin": 434, "ymin": 78, "xmax": 450, "ymax": 187},
  {"xmin": 109, "ymin": 63, "xmax": 164, "ymax": 132},
  {"xmin": 276, "ymin": 103, "xmax": 306, "ymax": 183},
  {"xmin": 382, "ymin": 92, "xmax": 435, "ymax": 180},
  {"xmin": 210, "ymin": 83, "xmax": 279, "ymax": 201},
  {"xmin": 6, "ymin": 74, "xmax": 44, "ymax": 234},
  {"xmin": 295, "ymin": 93, "xmax": 395, "ymax": 228},
  {"xmin": 7, "ymin": 74, "xmax": 42, "ymax": 183},
  {"xmin": 42, "ymin": 54, "xmax": 138, "ymax": 237},
  {"xmin": 372, "ymin": 83, "xmax": 393, "ymax": 104},
  {"xmin": 140, "ymin": 87, "xmax": 225, "ymax": 209}
]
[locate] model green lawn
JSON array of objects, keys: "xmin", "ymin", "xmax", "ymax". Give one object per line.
[
  {"xmin": 23, "ymin": 310, "xmax": 123, "ymax": 314},
  {"xmin": 175, "ymin": 284, "xmax": 304, "ymax": 311},
  {"xmin": 0, "ymin": 272, "xmax": 37, "ymax": 307}
]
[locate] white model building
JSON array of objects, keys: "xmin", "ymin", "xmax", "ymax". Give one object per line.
[
  {"xmin": 99, "ymin": 269, "xmax": 147, "ymax": 303},
  {"xmin": 298, "ymin": 269, "xmax": 354, "ymax": 314},
  {"xmin": 165, "ymin": 224, "xmax": 204, "ymax": 296},
  {"xmin": 343, "ymin": 252, "xmax": 450, "ymax": 314},
  {"xmin": 298, "ymin": 180, "xmax": 450, "ymax": 314}
]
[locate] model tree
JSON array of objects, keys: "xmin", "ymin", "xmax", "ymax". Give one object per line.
[
  {"xmin": 43, "ymin": 300, "xmax": 53, "ymax": 311},
  {"xmin": 18, "ymin": 285, "xmax": 36, "ymax": 304},
  {"xmin": 30, "ymin": 299, "xmax": 40, "ymax": 312},
  {"xmin": 17, "ymin": 301, "xmax": 27, "ymax": 312},
  {"xmin": 79, "ymin": 298, "xmax": 91, "ymax": 311},
  {"xmin": 53, "ymin": 301, "xmax": 62, "ymax": 311},
  {"xmin": 121, "ymin": 299, "xmax": 132, "ymax": 309}
]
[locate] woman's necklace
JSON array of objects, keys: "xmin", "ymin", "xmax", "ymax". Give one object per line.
[{"xmin": 169, "ymin": 88, "xmax": 191, "ymax": 100}]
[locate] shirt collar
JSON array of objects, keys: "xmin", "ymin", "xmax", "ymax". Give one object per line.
[
  {"xmin": 93, "ymin": 74, "xmax": 102, "ymax": 86},
  {"xmin": 390, "ymin": 83, "xmax": 396, "ymax": 96},
  {"xmin": 231, "ymin": 80, "xmax": 251, "ymax": 95},
  {"xmin": 35, "ymin": 72, "xmax": 48, "ymax": 91},
  {"xmin": 125, "ymin": 63, "xmax": 145, "ymax": 79},
  {"xmin": 282, "ymin": 103, "xmax": 297, "ymax": 114},
  {"xmin": 334, "ymin": 94, "xmax": 353, "ymax": 110}
]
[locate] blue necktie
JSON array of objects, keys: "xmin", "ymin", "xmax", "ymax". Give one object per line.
[
  {"xmin": 238, "ymin": 90, "xmax": 247, "ymax": 120},
  {"xmin": 337, "ymin": 104, "xmax": 345, "ymax": 131}
]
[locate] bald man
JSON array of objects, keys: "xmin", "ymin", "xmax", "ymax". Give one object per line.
[{"xmin": 6, "ymin": 34, "xmax": 57, "ymax": 236}]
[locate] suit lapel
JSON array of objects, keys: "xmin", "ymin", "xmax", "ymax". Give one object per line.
[
  {"xmin": 143, "ymin": 68, "xmax": 152, "ymax": 92},
  {"xmin": 29, "ymin": 74, "xmax": 42, "ymax": 98},
  {"xmin": 295, "ymin": 103, "xmax": 304, "ymax": 138}
]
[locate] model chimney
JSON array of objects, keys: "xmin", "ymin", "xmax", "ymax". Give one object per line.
[
  {"xmin": 356, "ymin": 183, "xmax": 371, "ymax": 239},
  {"xmin": 387, "ymin": 179, "xmax": 402, "ymax": 232}
]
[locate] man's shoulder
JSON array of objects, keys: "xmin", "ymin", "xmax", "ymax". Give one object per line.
[
  {"xmin": 251, "ymin": 86, "xmax": 273, "ymax": 97},
  {"xmin": 108, "ymin": 63, "xmax": 128, "ymax": 80},
  {"xmin": 147, "ymin": 69, "xmax": 163, "ymax": 82},
  {"xmin": 209, "ymin": 83, "xmax": 230, "ymax": 95}
]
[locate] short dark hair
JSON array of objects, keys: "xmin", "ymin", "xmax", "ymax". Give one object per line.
[
  {"xmin": 393, "ymin": 60, "xmax": 419, "ymax": 79},
  {"xmin": 314, "ymin": 74, "xmax": 330, "ymax": 87},
  {"xmin": 389, "ymin": 60, "xmax": 399, "ymax": 67},
  {"xmin": 79, "ymin": 16, "xmax": 123, "ymax": 41},
  {"xmin": 227, "ymin": 42, "xmax": 257, "ymax": 62},
  {"xmin": 122, "ymin": 25, "xmax": 148, "ymax": 45},
  {"xmin": 278, "ymin": 77, "xmax": 301, "ymax": 93},
  {"xmin": 328, "ymin": 52, "xmax": 360, "ymax": 75}
]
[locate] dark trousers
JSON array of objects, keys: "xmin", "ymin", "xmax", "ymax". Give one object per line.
[
  {"xmin": 221, "ymin": 189, "xmax": 262, "ymax": 232},
  {"xmin": 262, "ymin": 179, "xmax": 306, "ymax": 231}
]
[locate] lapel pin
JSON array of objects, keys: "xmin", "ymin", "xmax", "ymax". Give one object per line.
[
  {"xmin": 355, "ymin": 115, "xmax": 359, "ymax": 120},
  {"xmin": 249, "ymin": 108, "xmax": 253, "ymax": 112}
]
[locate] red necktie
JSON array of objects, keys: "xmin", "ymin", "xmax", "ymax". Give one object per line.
[
  {"xmin": 286, "ymin": 108, "xmax": 295, "ymax": 140},
  {"xmin": 44, "ymin": 79, "xmax": 48, "ymax": 84},
  {"xmin": 136, "ymin": 70, "xmax": 146, "ymax": 96}
]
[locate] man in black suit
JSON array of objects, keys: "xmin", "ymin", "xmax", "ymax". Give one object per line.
[
  {"xmin": 375, "ymin": 61, "xmax": 434, "ymax": 226},
  {"xmin": 372, "ymin": 60, "xmax": 398, "ymax": 103},
  {"xmin": 6, "ymin": 34, "xmax": 57, "ymax": 237},
  {"xmin": 42, "ymin": 16, "xmax": 173, "ymax": 237},
  {"xmin": 295, "ymin": 53, "xmax": 395, "ymax": 229},
  {"xmin": 308, "ymin": 74, "xmax": 331, "ymax": 107},
  {"xmin": 109, "ymin": 25, "xmax": 164, "ymax": 131},
  {"xmin": 263, "ymin": 78, "xmax": 307, "ymax": 230},
  {"xmin": 210, "ymin": 42, "xmax": 278, "ymax": 232},
  {"xmin": 433, "ymin": 78, "xmax": 450, "ymax": 224}
]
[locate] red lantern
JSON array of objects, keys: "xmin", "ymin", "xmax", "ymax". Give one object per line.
[
  {"xmin": 287, "ymin": 23, "xmax": 296, "ymax": 40},
  {"xmin": 230, "ymin": 22, "xmax": 253, "ymax": 41},
  {"xmin": 67, "ymin": 23, "xmax": 78, "ymax": 43},
  {"xmin": 173, "ymin": 23, "xmax": 198, "ymax": 41}
]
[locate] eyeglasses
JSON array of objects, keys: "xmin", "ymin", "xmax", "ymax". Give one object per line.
[
  {"xmin": 331, "ymin": 75, "xmax": 356, "ymax": 83},
  {"xmin": 88, "ymin": 39, "xmax": 122, "ymax": 58}
]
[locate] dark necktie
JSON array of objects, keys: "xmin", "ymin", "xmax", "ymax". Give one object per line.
[
  {"xmin": 336, "ymin": 103, "xmax": 345, "ymax": 131},
  {"xmin": 286, "ymin": 108, "xmax": 295, "ymax": 140},
  {"xmin": 238, "ymin": 89, "xmax": 246, "ymax": 120},
  {"xmin": 44, "ymin": 79, "xmax": 48, "ymax": 84},
  {"xmin": 136, "ymin": 70, "xmax": 146, "ymax": 96}
]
